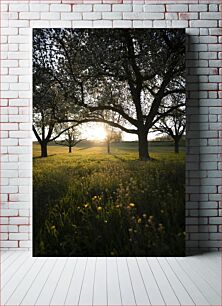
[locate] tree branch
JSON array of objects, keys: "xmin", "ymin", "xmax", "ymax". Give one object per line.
[
  {"xmin": 62, "ymin": 118, "xmax": 138, "ymax": 134},
  {"xmin": 88, "ymin": 105, "xmax": 138, "ymax": 127},
  {"xmin": 32, "ymin": 125, "xmax": 42, "ymax": 143}
]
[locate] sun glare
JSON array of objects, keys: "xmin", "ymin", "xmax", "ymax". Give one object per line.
[{"xmin": 81, "ymin": 123, "xmax": 107, "ymax": 141}]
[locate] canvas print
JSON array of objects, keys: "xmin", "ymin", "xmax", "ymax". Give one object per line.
[{"xmin": 33, "ymin": 29, "xmax": 186, "ymax": 256}]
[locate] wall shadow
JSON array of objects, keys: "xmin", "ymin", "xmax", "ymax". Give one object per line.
[{"xmin": 185, "ymin": 34, "xmax": 202, "ymax": 255}]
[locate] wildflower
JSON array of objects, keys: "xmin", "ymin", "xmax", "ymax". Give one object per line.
[
  {"xmin": 128, "ymin": 228, "xmax": 133, "ymax": 233},
  {"xmin": 142, "ymin": 213, "xmax": 147, "ymax": 218},
  {"xmin": 137, "ymin": 218, "xmax": 142, "ymax": 224},
  {"xmin": 97, "ymin": 206, "xmax": 102, "ymax": 211},
  {"xmin": 160, "ymin": 209, "xmax": 164, "ymax": 214},
  {"xmin": 104, "ymin": 220, "xmax": 108, "ymax": 223},
  {"xmin": 116, "ymin": 204, "xmax": 120, "ymax": 208},
  {"xmin": 84, "ymin": 204, "xmax": 89, "ymax": 208},
  {"xmin": 129, "ymin": 203, "xmax": 135, "ymax": 208},
  {"xmin": 51, "ymin": 225, "xmax": 56, "ymax": 230},
  {"xmin": 110, "ymin": 251, "xmax": 115, "ymax": 256}
]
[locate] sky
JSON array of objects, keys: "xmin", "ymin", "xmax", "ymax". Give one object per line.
[
  {"xmin": 33, "ymin": 122, "xmax": 159, "ymax": 142},
  {"xmin": 79, "ymin": 122, "xmax": 158, "ymax": 142}
]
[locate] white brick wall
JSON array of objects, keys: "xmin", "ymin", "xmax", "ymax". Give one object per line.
[{"xmin": 1, "ymin": 0, "xmax": 221, "ymax": 254}]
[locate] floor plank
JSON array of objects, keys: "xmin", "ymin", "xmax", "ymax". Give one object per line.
[
  {"xmin": 35, "ymin": 257, "xmax": 68, "ymax": 305},
  {"xmin": 78, "ymin": 257, "xmax": 97, "ymax": 306},
  {"xmin": 117, "ymin": 257, "xmax": 136, "ymax": 305},
  {"xmin": 20, "ymin": 258, "xmax": 56, "ymax": 305},
  {"xmin": 1, "ymin": 252, "xmax": 220, "ymax": 306},
  {"xmin": 2, "ymin": 252, "xmax": 22, "ymax": 273},
  {"xmin": 186, "ymin": 256, "xmax": 220, "ymax": 294},
  {"xmin": 50, "ymin": 257, "xmax": 77, "ymax": 305},
  {"xmin": 107, "ymin": 257, "xmax": 122, "ymax": 306},
  {"xmin": 2, "ymin": 256, "xmax": 37, "ymax": 305},
  {"xmin": 1, "ymin": 252, "xmax": 30, "ymax": 289},
  {"xmin": 167, "ymin": 257, "xmax": 210, "ymax": 305},
  {"xmin": 5, "ymin": 257, "xmax": 46, "ymax": 305},
  {"xmin": 0, "ymin": 251, "xmax": 15, "ymax": 263},
  {"xmin": 157, "ymin": 258, "xmax": 195, "ymax": 305},
  {"xmin": 65, "ymin": 257, "xmax": 87, "ymax": 306},
  {"xmin": 176, "ymin": 257, "xmax": 221, "ymax": 305},
  {"xmin": 127, "ymin": 257, "xmax": 150, "ymax": 305},
  {"xmin": 137, "ymin": 257, "xmax": 165, "ymax": 305},
  {"xmin": 93, "ymin": 257, "xmax": 107, "ymax": 305},
  {"xmin": 147, "ymin": 258, "xmax": 179, "ymax": 305}
]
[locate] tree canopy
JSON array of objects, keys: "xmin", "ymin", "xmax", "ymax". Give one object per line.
[{"xmin": 33, "ymin": 28, "xmax": 186, "ymax": 160}]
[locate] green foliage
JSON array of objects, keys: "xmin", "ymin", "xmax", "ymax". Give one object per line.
[{"xmin": 33, "ymin": 144, "xmax": 185, "ymax": 256}]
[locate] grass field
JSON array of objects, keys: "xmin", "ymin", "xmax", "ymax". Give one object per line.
[{"xmin": 33, "ymin": 141, "xmax": 185, "ymax": 256}]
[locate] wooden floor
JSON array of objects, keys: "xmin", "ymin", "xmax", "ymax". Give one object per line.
[{"xmin": 1, "ymin": 251, "xmax": 220, "ymax": 306}]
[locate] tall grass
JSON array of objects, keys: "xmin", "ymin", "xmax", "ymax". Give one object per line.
[{"xmin": 33, "ymin": 147, "xmax": 185, "ymax": 256}]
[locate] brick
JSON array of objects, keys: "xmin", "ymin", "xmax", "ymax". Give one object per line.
[
  {"xmin": 93, "ymin": 20, "xmax": 113, "ymax": 28},
  {"xmin": 179, "ymin": 13, "xmax": 198, "ymax": 20},
  {"xmin": 133, "ymin": 5, "xmax": 143, "ymax": 12},
  {"xmin": 31, "ymin": 20, "xmax": 51, "ymax": 28},
  {"xmin": 61, "ymin": 12, "xmax": 82, "ymax": 20},
  {"xmin": 71, "ymin": 20, "xmax": 93, "ymax": 28},
  {"xmin": 112, "ymin": 4, "xmax": 132, "ymax": 11},
  {"xmin": 102, "ymin": 12, "xmax": 122, "ymax": 19},
  {"xmin": 30, "ymin": 4, "xmax": 49, "ymax": 12},
  {"xmin": 165, "ymin": 13, "xmax": 178, "ymax": 20},
  {"xmin": 19, "ymin": 12, "xmax": 40, "ymax": 20},
  {"xmin": 190, "ymin": 20, "xmax": 218, "ymax": 28},
  {"xmin": 0, "ymin": 218, "xmax": 8, "ymax": 225},
  {"xmin": 1, "ymin": 209, "xmax": 18, "ymax": 216},
  {"xmin": 200, "ymin": 12, "xmax": 221, "ymax": 20},
  {"xmin": 153, "ymin": 20, "xmax": 172, "ymax": 28},
  {"xmin": 50, "ymin": 4, "xmax": 71, "ymax": 12},
  {"xmin": 1, "ymin": 225, "xmax": 18, "ymax": 233},
  {"xmin": 9, "ymin": 217, "xmax": 29, "ymax": 225},
  {"xmin": 9, "ymin": 4, "xmax": 28, "ymax": 11},
  {"xmin": 19, "ymin": 226, "xmax": 30, "ymax": 233},
  {"xmin": 94, "ymin": 4, "xmax": 111, "ymax": 11},
  {"xmin": 189, "ymin": 4, "xmax": 207, "ymax": 11},
  {"xmin": 9, "ymin": 20, "xmax": 29, "ymax": 28},
  {"xmin": 172, "ymin": 20, "xmax": 188, "ymax": 28},
  {"xmin": 74, "ymin": 4, "xmax": 93, "ymax": 12},
  {"xmin": 9, "ymin": 115, "xmax": 30, "ymax": 123},
  {"xmin": 0, "ymin": 241, "xmax": 18, "ymax": 248},
  {"xmin": 19, "ymin": 241, "xmax": 31, "ymax": 248},
  {"xmin": 143, "ymin": 5, "xmax": 165, "ymax": 12},
  {"xmin": 83, "ymin": 12, "xmax": 102, "ymax": 20},
  {"xmin": 113, "ymin": 20, "xmax": 132, "ymax": 28},
  {"xmin": 123, "ymin": 12, "xmax": 164, "ymax": 19},
  {"xmin": 9, "ymin": 233, "xmax": 29, "ymax": 240},
  {"xmin": 166, "ymin": 5, "xmax": 188, "ymax": 12}
]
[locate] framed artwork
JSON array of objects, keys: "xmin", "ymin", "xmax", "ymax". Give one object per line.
[{"xmin": 33, "ymin": 29, "xmax": 186, "ymax": 256}]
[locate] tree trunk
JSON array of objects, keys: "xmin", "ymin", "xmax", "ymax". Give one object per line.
[
  {"xmin": 69, "ymin": 146, "xmax": 72, "ymax": 153},
  {"xmin": 174, "ymin": 138, "xmax": 179, "ymax": 154},
  {"xmin": 107, "ymin": 140, "xmax": 110, "ymax": 154},
  {"xmin": 40, "ymin": 142, "xmax": 48, "ymax": 158},
  {"xmin": 138, "ymin": 130, "xmax": 150, "ymax": 161}
]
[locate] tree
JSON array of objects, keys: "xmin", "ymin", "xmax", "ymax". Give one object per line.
[
  {"xmin": 33, "ymin": 65, "xmax": 78, "ymax": 157},
  {"xmin": 152, "ymin": 94, "xmax": 186, "ymax": 153},
  {"xmin": 56, "ymin": 126, "xmax": 84, "ymax": 153},
  {"xmin": 33, "ymin": 29, "xmax": 186, "ymax": 160},
  {"xmin": 104, "ymin": 125, "xmax": 122, "ymax": 154}
]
